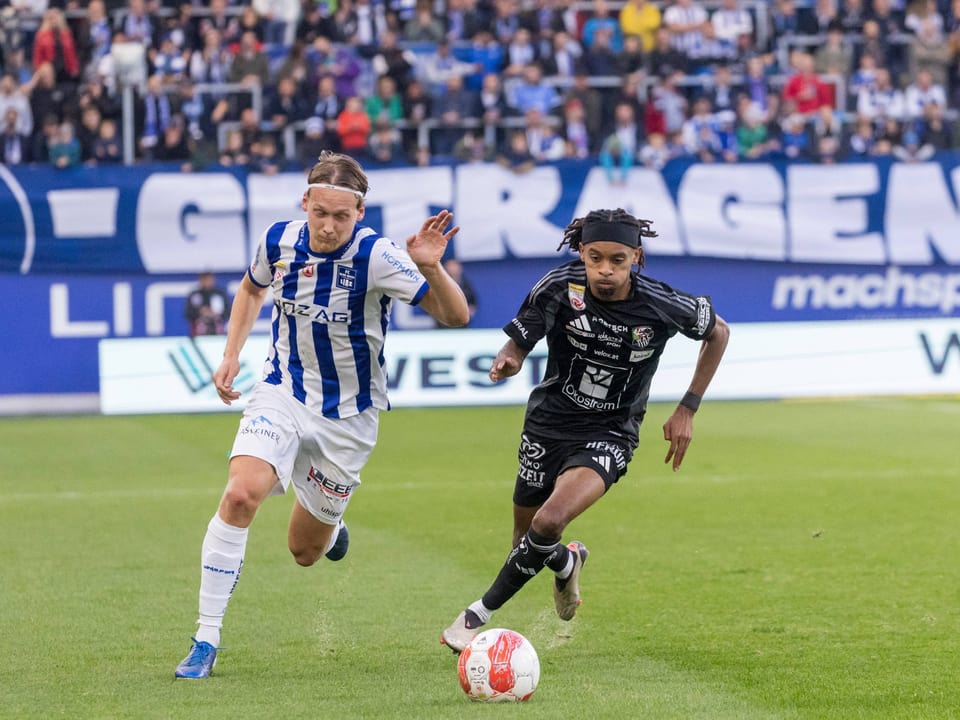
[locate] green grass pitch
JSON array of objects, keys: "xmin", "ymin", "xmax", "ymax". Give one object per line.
[{"xmin": 1, "ymin": 399, "xmax": 958, "ymax": 719}]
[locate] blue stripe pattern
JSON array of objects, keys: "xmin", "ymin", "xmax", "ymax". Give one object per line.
[
  {"xmin": 284, "ymin": 230, "xmax": 309, "ymax": 404},
  {"xmin": 311, "ymin": 250, "xmax": 341, "ymax": 417},
  {"xmin": 378, "ymin": 294, "xmax": 392, "ymax": 410},
  {"xmin": 410, "ymin": 281, "xmax": 429, "ymax": 306},
  {"xmin": 349, "ymin": 234, "xmax": 375, "ymax": 413},
  {"xmin": 253, "ymin": 221, "xmax": 420, "ymax": 418},
  {"xmin": 263, "ymin": 222, "xmax": 288, "ymax": 385},
  {"xmin": 377, "ymin": 295, "xmax": 391, "ymax": 369}
]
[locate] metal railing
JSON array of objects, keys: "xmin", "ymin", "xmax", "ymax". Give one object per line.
[
  {"xmin": 126, "ymin": 70, "xmax": 860, "ymax": 165},
  {"xmin": 120, "ymin": 81, "xmax": 263, "ymax": 165},
  {"xmin": 234, "ymin": 113, "xmax": 564, "ymax": 162}
]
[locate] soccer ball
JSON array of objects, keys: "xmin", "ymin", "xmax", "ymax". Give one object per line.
[{"xmin": 457, "ymin": 628, "xmax": 540, "ymax": 702}]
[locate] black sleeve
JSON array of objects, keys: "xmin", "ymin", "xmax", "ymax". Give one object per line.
[
  {"xmin": 642, "ymin": 278, "xmax": 717, "ymax": 341},
  {"xmin": 502, "ymin": 276, "xmax": 560, "ymax": 351}
]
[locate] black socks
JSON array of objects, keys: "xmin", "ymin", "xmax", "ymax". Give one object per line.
[{"xmin": 481, "ymin": 529, "xmax": 566, "ymax": 610}]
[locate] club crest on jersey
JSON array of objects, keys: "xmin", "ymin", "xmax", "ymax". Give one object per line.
[
  {"xmin": 632, "ymin": 326, "xmax": 654, "ymax": 347},
  {"xmin": 302, "ymin": 264, "xmax": 315, "ymax": 278},
  {"xmin": 568, "ymin": 283, "xmax": 586, "ymax": 311},
  {"xmin": 336, "ymin": 264, "xmax": 357, "ymax": 290}
]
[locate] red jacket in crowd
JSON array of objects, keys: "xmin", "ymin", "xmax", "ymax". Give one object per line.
[
  {"xmin": 781, "ymin": 71, "xmax": 833, "ymax": 115},
  {"xmin": 32, "ymin": 28, "xmax": 81, "ymax": 80}
]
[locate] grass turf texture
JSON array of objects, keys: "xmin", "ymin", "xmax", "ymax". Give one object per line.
[{"xmin": 1, "ymin": 399, "xmax": 957, "ymax": 719}]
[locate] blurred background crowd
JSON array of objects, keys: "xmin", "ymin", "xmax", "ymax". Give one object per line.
[{"xmin": 0, "ymin": 0, "xmax": 958, "ymax": 173}]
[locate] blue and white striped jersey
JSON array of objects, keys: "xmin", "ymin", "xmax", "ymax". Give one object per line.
[{"xmin": 247, "ymin": 220, "xmax": 429, "ymax": 419}]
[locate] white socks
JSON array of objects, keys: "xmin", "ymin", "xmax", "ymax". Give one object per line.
[
  {"xmin": 467, "ymin": 600, "xmax": 493, "ymax": 624},
  {"xmin": 555, "ymin": 552, "xmax": 575, "ymax": 580},
  {"xmin": 323, "ymin": 519, "xmax": 345, "ymax": 555},
  {"xmin": 195, "ymin": 513, "xmax": 248, "ymax": 646}
]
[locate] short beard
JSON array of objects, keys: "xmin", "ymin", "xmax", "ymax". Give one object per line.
[{"xmin": 592, "ymin": 283, "xmax": 616, "ymax": 300}]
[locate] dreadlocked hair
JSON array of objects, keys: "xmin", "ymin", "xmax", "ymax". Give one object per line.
[{"xmin": 558, "ymin": 208, "xmax": 657, "ymax": 263}]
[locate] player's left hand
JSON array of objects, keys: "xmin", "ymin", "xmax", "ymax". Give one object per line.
[
  {"xmin": 406, "ymin": 210, "xmax": 460, "ymax": 268},
  {"xmin": 662, "ymin": 407, "xmax": 694, "ymax": 472}
]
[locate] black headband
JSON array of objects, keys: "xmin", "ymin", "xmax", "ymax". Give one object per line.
[{"xmin": 580, "ymin": 221, "xmax": 640, "ymax": 248}]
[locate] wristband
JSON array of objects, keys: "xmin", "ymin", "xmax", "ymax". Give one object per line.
[{"xmin": 680, "ymin": 391, "xmax": 701, "ymax": 413}]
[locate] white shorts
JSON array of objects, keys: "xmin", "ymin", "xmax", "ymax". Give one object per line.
[{"xmin": 230, "ymin": 383, "xmax": 379, "ymax": 525}]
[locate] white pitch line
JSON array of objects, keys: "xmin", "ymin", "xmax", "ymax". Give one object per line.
[{"xmin": 0, "ymin": 486, "xmax": 222, "ymax": 504}]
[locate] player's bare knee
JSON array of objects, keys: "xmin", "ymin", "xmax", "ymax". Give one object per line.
[
  {"xmin": 219, "ymin": 485, "xmax": 261, "ymax": 522},
  {"xmin": 530, "ymin": 511, "xmax": 567, "ymax": 540},
  {"xmin": 289, "ymin": 545, "xmax": 321, "ymax": 567}
]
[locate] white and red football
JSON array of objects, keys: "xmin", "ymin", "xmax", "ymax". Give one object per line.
[{"xmin": 457, "ymin": 628, "xmax": 540, "ymax": 702}]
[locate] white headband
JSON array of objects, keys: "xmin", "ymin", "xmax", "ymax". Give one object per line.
[{"xmin": 306, "ymin": 183, "xmax": 365, "ymax": 199}]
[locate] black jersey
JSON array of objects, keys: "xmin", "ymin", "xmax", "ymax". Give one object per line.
[{"xmin": 504, "ymin": 260, "xmax": 717, "ymax": 442}]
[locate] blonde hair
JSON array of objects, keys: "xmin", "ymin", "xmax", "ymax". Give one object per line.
[{"xmin": 306, "ymin": 151, "xmax": 369, "ymax": 208}]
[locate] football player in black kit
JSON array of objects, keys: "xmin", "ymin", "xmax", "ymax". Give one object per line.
[{"xmin": 441, "ymin": 208, "xmax": 730, "ymax": 652}]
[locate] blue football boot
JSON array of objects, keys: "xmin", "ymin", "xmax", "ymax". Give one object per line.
[{"xmin": 174, "ymin": 638, "xmax": 218, "ymax": 679}]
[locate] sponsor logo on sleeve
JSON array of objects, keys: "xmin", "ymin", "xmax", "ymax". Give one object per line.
[
  {"xmin": 510, "ymin": 317, "xmax": 529, "ymax": 339},
  {"xmin": 380, "ymin": 250, "xmax": 421, "ymax": 280},
  {"xmin": 696, "ymin": 297, "xmax": 711, "ymax": 334}
]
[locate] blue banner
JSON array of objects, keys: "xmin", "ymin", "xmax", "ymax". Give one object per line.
[
  {"xmin": 2, "ymin": 158, "xmax": 959, "ymax": 397},
  {"xmin": 4, "ymin": 157, "xmax": 960, "ymax": 274}
]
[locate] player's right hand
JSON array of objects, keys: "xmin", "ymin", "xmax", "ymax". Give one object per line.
[
  {"xmin": 213, "ymin": 358, "xmax": 242, "ymax": 405},
  {"xmin": 489, "ymin": 355, "xmax": 521, "ymax": 383}
]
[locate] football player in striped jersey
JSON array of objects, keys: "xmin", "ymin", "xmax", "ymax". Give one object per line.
[{"xmin": 176, "ymin": 151, "xmax": 470, "ymax": 678}]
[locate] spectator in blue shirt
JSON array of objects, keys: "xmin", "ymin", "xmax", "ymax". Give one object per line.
[
  {"xmin": 510, "ymin": 62, "xmax": 560, "ymax": 115},
  {"xmin": 583, "ymin": 0, "xmax": 624, "ymax": 52},
  {"xmin": 464, "ymin": 30, "xmax": 505, "ymax": 91}
]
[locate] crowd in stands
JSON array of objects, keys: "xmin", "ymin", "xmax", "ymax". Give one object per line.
[{"xmin": 1, "ymin": 0, "xmax": 959, "ymax": 173}]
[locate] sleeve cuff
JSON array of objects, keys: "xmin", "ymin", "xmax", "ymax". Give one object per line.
[
  {"xmin": 410, "ymin": 281, "xmax": 429, "ymax": 306},
  {"xmin": 246, "ymin": 267, "xmax": 270, "ymax": 288}
]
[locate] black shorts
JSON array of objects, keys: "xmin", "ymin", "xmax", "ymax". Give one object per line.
[{"xmin": 513, "ymin": 430, "xmax": 635, "ymax": 507}]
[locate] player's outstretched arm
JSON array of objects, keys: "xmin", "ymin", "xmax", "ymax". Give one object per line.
[
  {"xmin": 663, "ymin": 315, "xmax": 730, "ymax": 471},
  {"xmin": 409, "ymin": 210, "xmax": 471, "ymax": 327},
  {"xmin": 489, "ymin": 339, "xmax": 529, "ymax": 383},
  {"xmin": 213, "ymin": 274, "xmax": 269, "ymax": 405}
]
